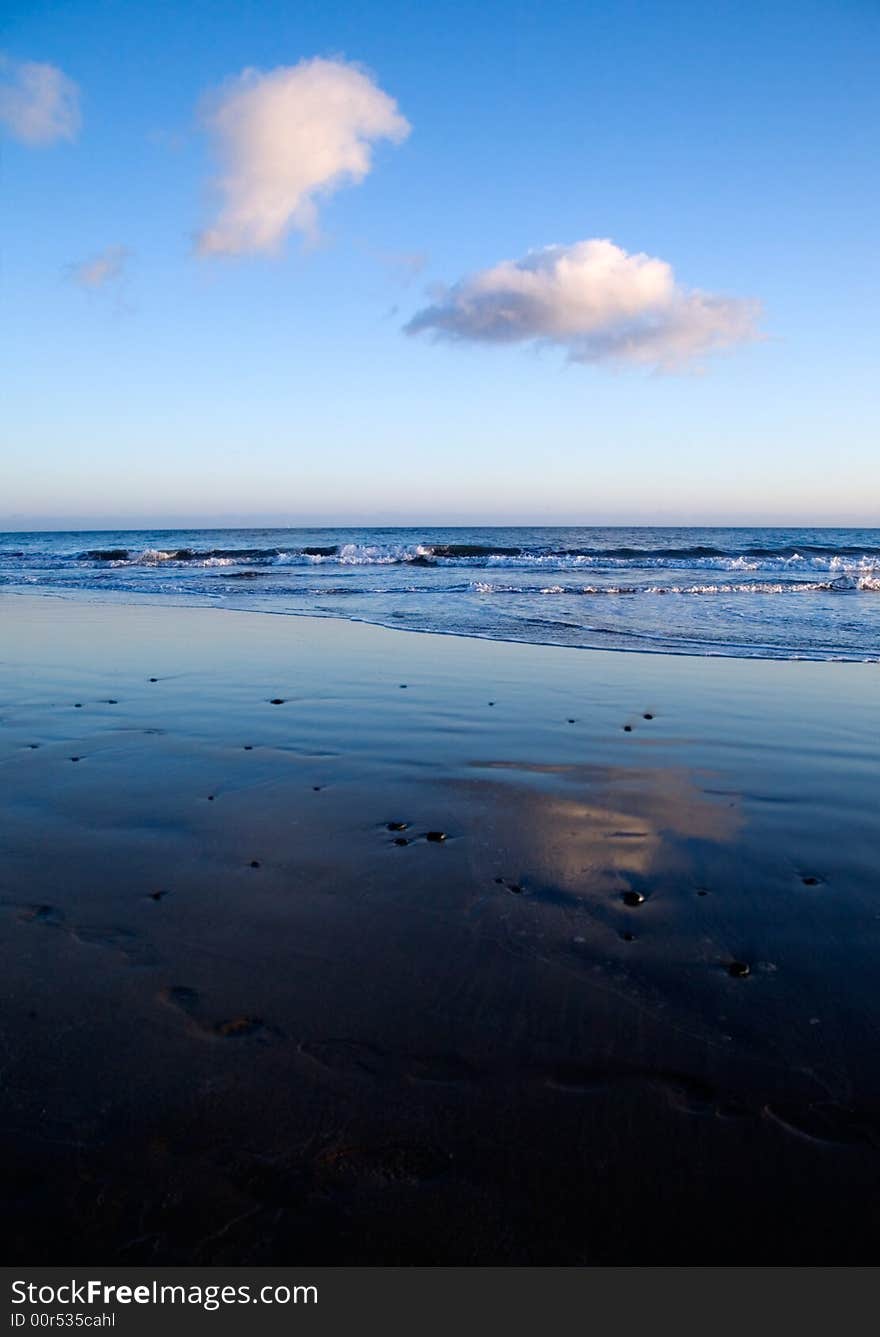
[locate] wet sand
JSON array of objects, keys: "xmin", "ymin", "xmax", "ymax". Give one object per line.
[{"xmin": 2, "ymin": 593, "xmax": 879, "ymax": 1264}]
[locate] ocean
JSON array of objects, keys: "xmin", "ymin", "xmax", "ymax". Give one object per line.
[{"xmin": 1, "ymin": 525, "xmax": 878, "ymax": 661}]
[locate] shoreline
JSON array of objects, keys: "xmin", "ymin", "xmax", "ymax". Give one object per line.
[
  {"xmin": 3, "ymin": 583, "xmax": 879, "ymax": 664},
  {"xmin": 2, "ymin": 595, "xmax": 879, "ymax": 1263}
]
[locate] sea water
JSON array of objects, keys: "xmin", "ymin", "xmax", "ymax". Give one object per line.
[{"xmin": 2, "ymin": 525, "xmax": 878, "ymax": 661}]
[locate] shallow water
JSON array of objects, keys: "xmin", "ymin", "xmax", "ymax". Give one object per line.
[{"xmin": 2, "ymin": 524, "xmax": 879, "ymax": 660}]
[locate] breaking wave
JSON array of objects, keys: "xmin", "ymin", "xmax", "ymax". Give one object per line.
[{"xmin": 3, "ymin": 525, "xmax": 880, "ymax": 661}]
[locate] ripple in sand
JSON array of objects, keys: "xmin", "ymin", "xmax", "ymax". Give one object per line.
[{"xmin": 764, "ymin": 1102, "xmax": 880, "ymax": 1148}]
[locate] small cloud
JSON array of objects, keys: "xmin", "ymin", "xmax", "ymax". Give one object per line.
[
  {"xmin": 405, "ymin": 239, "xmax": 761, "ymax": 372},
  {"xmin": 196, "ymin": 56, "xmax": 410, "ymax": 257},
  {"xmin": 68, "ymin": 245, "xmax": 130, "ymax": 290},
  {"xmin": 0, "ymin": 53, "xmax": 81, "ymax": 145}
]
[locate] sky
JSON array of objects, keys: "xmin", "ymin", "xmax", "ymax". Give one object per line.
[{"xmin": 1, "ymin": 0, "xmax": 878, "ymax": 529}]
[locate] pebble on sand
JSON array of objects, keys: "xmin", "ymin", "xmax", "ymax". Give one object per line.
[
  {"xmin": 801, "ymin": 876, "xmax": 820, "ymax": 886},
  {"xmin": 149, "ymin": 677, "xmax": 158, "ymax": 682},
  {"xmin": 269, "ymin": 698, "xmax": 285, "ymax": 705},
  {"xmin": 250, "ymin": 860, "xmax": 261, "ymax": 869},
  {"xmin": 148, "ymin": 890, "xmax": 169, "ymax": 901},
  {"xmin": 70, "ymin": 756, "xmax": 81, "ymax": 762},
  {"xmin": 622, "ymin": 890, "xmax": 645, "ymax": 907},
  {"xmin": 643, "ymin": 712, "xmax": 654, "ymax": 720},
  {"xmin": 426, "ymin": 831, "xmax": 447, "ymax": 843},
  {"xmin": 728, "ymin": 961, "xmax": 750, "ymax": 978}
]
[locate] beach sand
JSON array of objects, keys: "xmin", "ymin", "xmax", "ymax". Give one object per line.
[{"xmin": 2, "ymin": 593, "xmax": 879, "ymax": 1264}]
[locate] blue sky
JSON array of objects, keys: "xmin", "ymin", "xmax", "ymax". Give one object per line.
[{"xmin": 2, "ymin": 0, "xmax": 878, "ymax": 528}]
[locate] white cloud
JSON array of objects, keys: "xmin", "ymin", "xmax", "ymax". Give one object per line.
[
  {"xmin": 0, "ymin": 54, "xmax": 80, "ymax": 145},
  {"xmin": 197, "ymin": 57, "xmax": 410, "ymax": 256},
  {"xmin": 69, "ymin": 245, "xmax": 130, "ymax": 290},
  {"xmin": 405, "ymin": 239, "xmax": 761, "ymax": 371}
]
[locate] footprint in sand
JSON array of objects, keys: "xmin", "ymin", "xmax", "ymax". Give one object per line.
[
  {"xmin": 73, "ymin": 924, "xmax": 157, "ymax": 966},
  {"xmin": 544, "ymin": 1063, "xmax": 748, "ymax": 1121},
  {"xmin": 17, "ymin": 904, "xmax": 155, "ymax": 964},
  {"xmin": 159, "ymin": 985, "xmax": 279, "ymax": 1042}
]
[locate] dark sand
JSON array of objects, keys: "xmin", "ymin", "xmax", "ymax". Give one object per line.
[{"xmin": 2, "ymin": 594, "xmax": 879, "ymax": 1264}]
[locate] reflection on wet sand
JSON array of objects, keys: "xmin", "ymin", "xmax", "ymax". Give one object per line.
[{"xmin": 464, "ymin": 758, "xmax": 743, "ymax": 884}]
